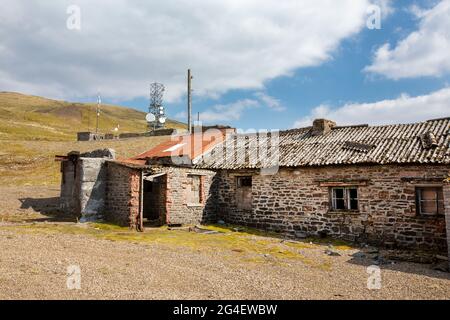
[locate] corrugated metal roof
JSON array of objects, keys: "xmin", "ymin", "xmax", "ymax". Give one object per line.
[
  {"xmin": 119, "ymin": 132, "xmax": 226, "ymax": 167},
  {"xmin": 197, "ymin": 118, "xmax": 450, "ymax": 169}
]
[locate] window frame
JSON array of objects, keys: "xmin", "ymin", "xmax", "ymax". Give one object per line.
[
  {"xmin": 415, "ymin": 186, "xmax": 444, "ymax": 216},
  {"xmin": 330, "ymin": 187, "xmax": 359, "ymax": 212}
]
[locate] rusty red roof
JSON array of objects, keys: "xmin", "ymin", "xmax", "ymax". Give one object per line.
[{"xmin": 119, "ymin": 132, "xmax": 227, "ymax": 166}]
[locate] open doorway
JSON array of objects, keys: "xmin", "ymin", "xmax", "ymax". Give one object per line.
[{"xmin": 142, "ymin": 173, "xmax": 167, "ymax": 226}]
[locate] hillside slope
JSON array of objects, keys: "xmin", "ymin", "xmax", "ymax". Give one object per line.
[{"xmin": 0, "ymin": 92, "xmax": 186, "ymax": 141}]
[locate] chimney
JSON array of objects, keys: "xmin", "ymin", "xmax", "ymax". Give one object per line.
[{"xmin": 311, "ymin": 119, "xmax": 336, "ymax": 136}]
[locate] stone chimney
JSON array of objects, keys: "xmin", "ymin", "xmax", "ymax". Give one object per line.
[{"xmin": 311, "ymin": 119, "xmax": 336, "ymax": 136}]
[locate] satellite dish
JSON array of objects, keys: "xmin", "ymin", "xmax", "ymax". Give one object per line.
[
  {"xmin": 158, "ymin": 117, "xmax": 166, "ymax": 124},
  {"xmin": 145, "ymin": 113, "xmax": 155, "ymax": 122}
]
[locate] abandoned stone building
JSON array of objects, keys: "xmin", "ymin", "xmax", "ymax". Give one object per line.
[{"xmin": 57, "ymin": 117, "xmax": 450, "ymax": 263}]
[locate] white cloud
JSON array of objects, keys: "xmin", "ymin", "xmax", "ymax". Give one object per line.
[
  {"xmin": 293, "ymin": 87, "xmax": 450, "ymax": 127},
  {"xmin": 0, "ymin": 0, "xmax": 372, "ymax": 102},
  {"xmin": 365, "ymin": 0, "xmax": 450, "ymax": 79},
  {"xmin": 198, "ymin": 99, "xmax": 259, "ymax": 123},
  {"xmin": 254, "ymin": 92, "xmax": 285, "ymax": 111}
]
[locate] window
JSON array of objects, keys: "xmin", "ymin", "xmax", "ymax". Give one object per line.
[
  {"xmin": 187, "ymin": 175, "xmax": 202, "ymax": 205},
  {"xmin": 416, "ymin": 187, "xmax": 444, "ymax": 216},
  {"xmin": 237, "ymin": 176, "xmax": 252, "ymax": 187},
  {"xmin": 236, "ymin": 176, "xmax": 252, "ymax": 210},
  {"xmin": 330, "ymin": 187, "xmax": 359, "ymax": 211}
]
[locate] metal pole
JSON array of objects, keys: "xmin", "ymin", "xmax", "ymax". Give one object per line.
[
  {"xmin": 187, "ymin": 69, "xmax": 192, "ymax": 134},
  {"xmin": 87, "ymin": 105, "xmax": 91, "ymax": 132}
]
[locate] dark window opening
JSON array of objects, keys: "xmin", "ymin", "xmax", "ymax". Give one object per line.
[
  {"xmin": 349, "ymin": 188, "xmax": 359, "ymax": 210},
  {"xmin": 416, "ymin": 187, "xmax": 444, "ymax": 216},
  {"xmin": 331, "ymin": 187, "xmax": 359, "ymax": 211},
  {"xmin": 237, "ymin": 176, "xmax": 252, "ymax": 187}
]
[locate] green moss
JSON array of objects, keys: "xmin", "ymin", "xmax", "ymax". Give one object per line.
[{"xmin": 5, "ymin": 222, "xmax": 340, "ymax": 270}]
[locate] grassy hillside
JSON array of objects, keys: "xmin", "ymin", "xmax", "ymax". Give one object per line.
[
  {"xmin": 0, "ymin": 92, "xmax": 186, "ymax": 141},
  {"xmin": 0, "ymin": 91, "xmax": 187, "ymax": 186},
  {"xmin": 0, "ymin": 137, "xmax": 171, "ymax": 186}
]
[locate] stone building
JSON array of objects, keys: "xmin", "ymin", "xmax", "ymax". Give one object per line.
[
  {"xmin": 57, "ymin": 130, "xmax": 228, "ymax": 228},
  {"xmin": 58, "ymin": 118, "xmax": 450, "ymax": 263},
  {"xmin": 55, "ymin": 149, "xmax": 115, "ymax": 221},
  {"xmin": 198, "ymin": 118, "xmax": 450, "ymax": 261}
]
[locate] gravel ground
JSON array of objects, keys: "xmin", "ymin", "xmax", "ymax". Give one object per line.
[{"xmin": 0, "ymin": 186, "xmax": 449, "ymax": 300}]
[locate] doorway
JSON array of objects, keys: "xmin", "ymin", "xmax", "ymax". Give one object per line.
[{"xmin": 142, "ymin": 174, "xmax": 167, "ymax": 226}]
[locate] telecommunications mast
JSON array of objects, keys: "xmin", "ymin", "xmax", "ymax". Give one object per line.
[{"xmin": 147, "ymin": 82, "xmax": 166, "ymax": 130}]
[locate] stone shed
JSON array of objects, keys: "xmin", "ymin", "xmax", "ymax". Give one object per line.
[
  {"xmin": 104, "ymin": 130, "xmax": 228, "ymax": 229},
  {"xmin": 105, "ymin": 161, "xmax": 217, "ymax": 230},
  {"xmin": 56, "ymin": 148, "xmax": 115, "ymax": 221}
]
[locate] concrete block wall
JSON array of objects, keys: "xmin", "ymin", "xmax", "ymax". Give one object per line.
[{"xmin": 77, "ymin": 158, "xmax": 108, "ymax": 221}]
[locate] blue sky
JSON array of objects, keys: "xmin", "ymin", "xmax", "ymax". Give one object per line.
[
  {"xmin": 1, "ymin": 0, "xmax": 450, "ymax": 130},
  {"xmin": 113, "ymin": 0, "xmax": 450, "ymax": 130}
]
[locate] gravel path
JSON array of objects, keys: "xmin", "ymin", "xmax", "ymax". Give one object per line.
[
  {"xmin": 0, "ymin": 225, "xmax": 449, "ymax": 300},
  {"xmin": 0, "ymin": 186, "xmax": 449, "ymax": 300}
]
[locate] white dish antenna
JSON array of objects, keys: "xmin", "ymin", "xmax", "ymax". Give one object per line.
[
  {"xmin": 158, "ymin": 116, "xmax": 166, "ymax": 124},
  {"xmin": 145, "ymin": 113, "xmax": 156, "ymax": 122}
]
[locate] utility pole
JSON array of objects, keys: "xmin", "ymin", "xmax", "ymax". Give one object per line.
[
  {"xmin": 96, "ymin": 93, "xmax": 101, "ymax": 134},
  {"xmin": 187, "ymin": 69, "xmax": 192, "ymax": 134}
]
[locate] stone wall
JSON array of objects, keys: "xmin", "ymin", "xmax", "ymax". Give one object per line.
[
  {"xmin": 165, "ymin": 167, "xmax": 217, "ymax": 225},
  {"xmin": 444, "ymin": 183, "xmax": 450, "ymax": 269},
  {"xmin": 105, "ymin": 162, "xmax": 141, "ymax": 228},
  {"xmin": 216, "ymin": 164, "xmax": 450, "ymax": 253}
]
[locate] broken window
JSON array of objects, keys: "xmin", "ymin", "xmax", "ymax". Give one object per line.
[
  {"xmin": 330, "ymin": 187, "xmax": 359, "ymax": 211},
  {"xmin": 187, "ymin": 175, "xmax": 202, "ymax": 205},
  {"xmin": 416, "ymin": 187, "xmax": 444, "ymax": 216},
  {"xmin": 236, "ymin": 176, "xmax": 252, "ymax": 210}
]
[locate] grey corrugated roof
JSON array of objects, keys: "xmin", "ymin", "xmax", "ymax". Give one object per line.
[{"xmin": 197, "ymin": 118, "xmax": 450, "ymax": 169}]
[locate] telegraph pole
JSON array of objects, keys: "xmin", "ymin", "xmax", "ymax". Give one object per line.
[{"xmin": 187, "ymin": 69, "xmax": 192, "ymax": 134}]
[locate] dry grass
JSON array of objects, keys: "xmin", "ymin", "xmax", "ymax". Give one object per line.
[
  {"xmin": 0, "ymin": 91, "xmax": 186, "ymax": 141},
  {"xmin": 0, "ymin": 92, "xmax": 185, "ymax": 186},
  {"xmin": 0, "ymin": 136, "xmax": 171, "ymax": 186}
]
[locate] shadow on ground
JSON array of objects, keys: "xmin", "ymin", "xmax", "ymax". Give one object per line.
[
  {"xmin": 19, "ymin": 197, "xmax": 76, "ymax": 222},
  {"xmin": 345, "ymin": 249, "xmax": 450, "ymax": 280}
]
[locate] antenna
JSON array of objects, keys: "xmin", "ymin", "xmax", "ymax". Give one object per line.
[
  {"xmin": 87, "ymin": 103, "xmax": 91, "ymax": 132},
  {"xmin": 148, "ymin": 82, "xmax": 165, "ymax": 130},
  {"xmin": 96, "ymin": 92, "xmax": 101, "ymax": 134}
]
